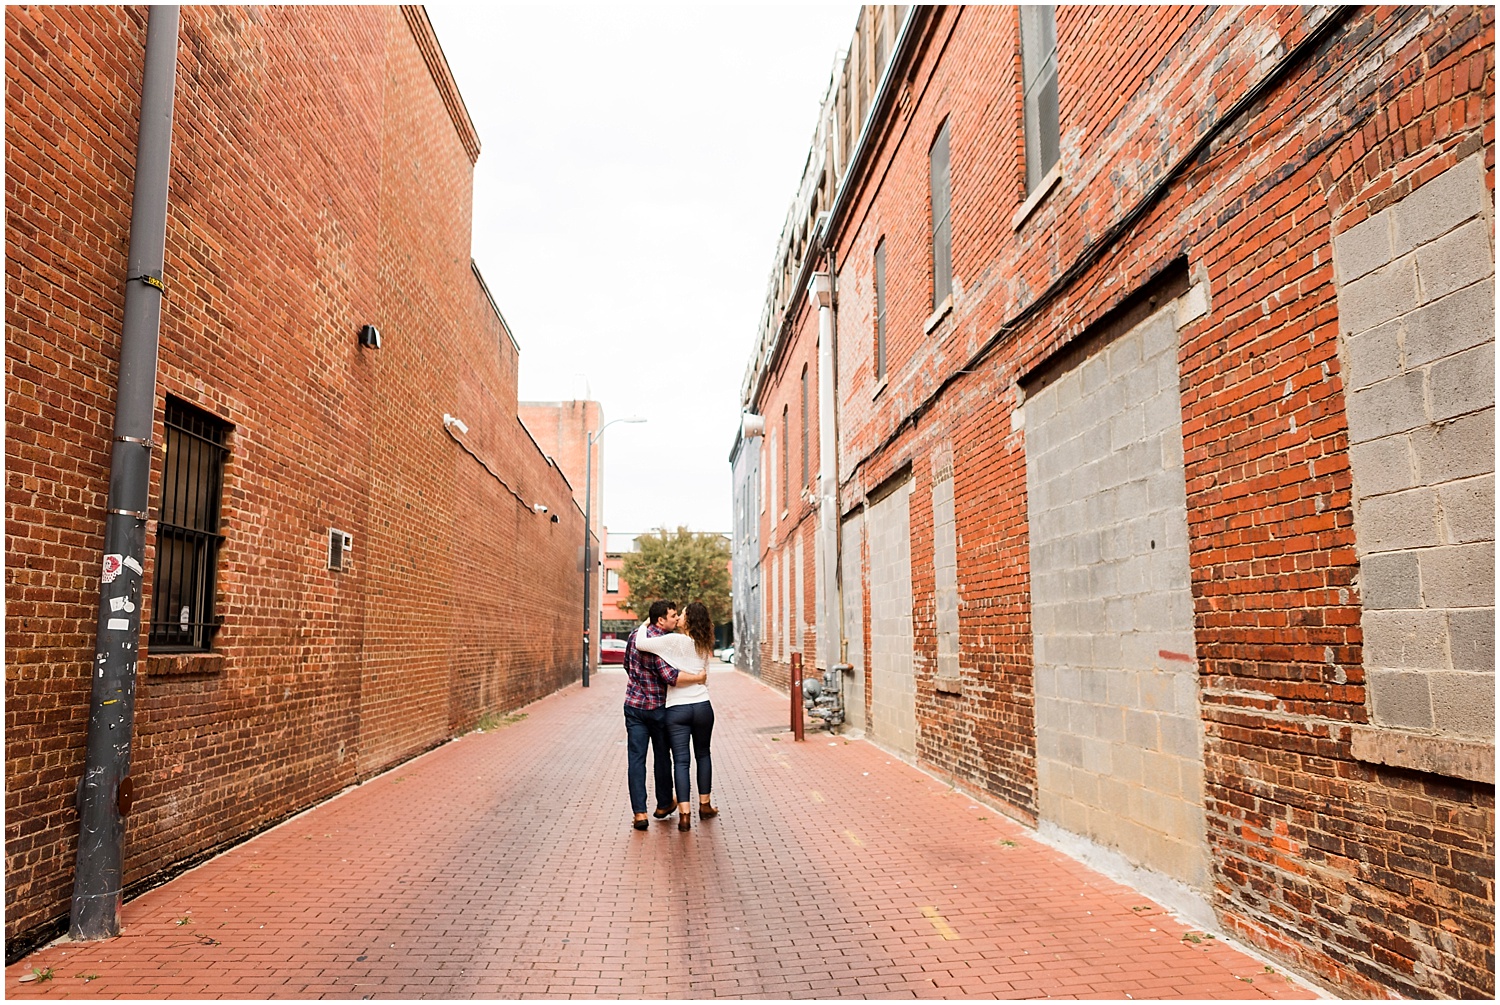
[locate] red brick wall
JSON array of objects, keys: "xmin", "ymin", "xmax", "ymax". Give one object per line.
[
  {"xmin": 518, "ymin": 399, "xmax": 601, "ymax": 520},
  {"xmin": 755, "ymin": 4, "xmax": 1492, "ymax": 996},
  {"xmin": 755, "ymin": 299, "xmax": 822, "ymax": 693},
  {"xmin": 5, "ymin": 5, "xmax": 583, "ymax": 954}
]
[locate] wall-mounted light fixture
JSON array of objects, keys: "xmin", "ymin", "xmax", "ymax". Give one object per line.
[
  {"xmin": 359, "ymin": 324, "xmax": 381, "ymax": 349},
  {"xmin": 742, "ymin": 412, "xmax": 765, "ymax": 438}
]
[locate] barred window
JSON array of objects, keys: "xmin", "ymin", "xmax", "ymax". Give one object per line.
[{"xmin": 149, "ymin": 397, "xmax": 229, "ymax": 652}]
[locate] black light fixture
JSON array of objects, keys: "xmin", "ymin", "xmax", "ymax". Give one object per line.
[{"xmin": 359, "ymin": 324, "xmax": 381, "ymax": 349}]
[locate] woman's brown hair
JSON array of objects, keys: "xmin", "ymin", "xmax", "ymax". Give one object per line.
[{"xmin": 683, "ymin": 601, "xmax": 714, "ymax": 660}]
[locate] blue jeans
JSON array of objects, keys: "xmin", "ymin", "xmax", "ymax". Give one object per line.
[
  {"xmin": 665, "ymin": 700, "xmax": 714, "ymax": 804},
  {"xmin": 623, "ymin": 704, "xmax": 674, "ymax": 814}
]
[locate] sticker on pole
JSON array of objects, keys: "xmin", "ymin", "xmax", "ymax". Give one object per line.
[{"xmin": 101, "ymin": 554, "xmax": 123, "ymax": 584}]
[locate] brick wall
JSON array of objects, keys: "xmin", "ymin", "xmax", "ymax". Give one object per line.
[
  {"xmin": 744, "ymin": 4, "xmax": 1493, "ymax": 996},
  {"xmin": 755, "ymin": 301, "xmax": 822, "ymax": 693},
  {"xmin": 5, "ymin": 5, "xmax": 583, "ymax": 956}
]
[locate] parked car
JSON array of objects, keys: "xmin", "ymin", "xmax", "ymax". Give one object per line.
[
  {"xmin": 598, "ymin": 638, "xmax": 628, "ymax": 665},
  {"xmin": 718, "ymin": 646, "xmax": 735, "ymax": 663}
]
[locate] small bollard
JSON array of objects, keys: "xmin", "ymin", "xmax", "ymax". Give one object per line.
[{"xmin": 790, "ymin": 652, "xmax": 804, "ymax": 742}]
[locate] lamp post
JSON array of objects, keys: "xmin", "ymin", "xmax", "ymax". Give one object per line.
[{"xmin": 583, "ymin": 416, "xmax": 644, "ymax": 687}]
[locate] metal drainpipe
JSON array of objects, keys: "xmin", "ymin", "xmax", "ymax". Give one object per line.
[
  {"xmin": 70, "ymin": 4, "xmax": 180, "ymax": 942},
  {"xmin": 810, "ymin": 229, "xmax": 846, "ymax": 702}
]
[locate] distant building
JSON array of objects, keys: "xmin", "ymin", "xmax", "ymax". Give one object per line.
[
  {"xmin": 729, "ymin": 429, "xmax": 762, "ymax": 677},
  {"xmin": 518, "ymin": 400, "xmax": 607, "ymax": 654},
  {"xmin": 600, "ymin": 532, "xmax": 637, "ymax": 640},
  {"xmin": 734, "ymin": 6, "xmax": 1494, "ymax": 998},
  {"xmin": 607, "ymin": 531, "xmax": 735, "ymax": 650}
]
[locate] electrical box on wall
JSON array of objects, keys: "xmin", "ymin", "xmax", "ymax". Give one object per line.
[{"xmin": 328, "ymin": 528, "xmax": 353, "ymax": 570}]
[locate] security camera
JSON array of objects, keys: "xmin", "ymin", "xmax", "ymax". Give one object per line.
[
  {"xmin": 533, "ymin": 504, "xmax": 549, "ymax": 514},
  {"xmin": 443, "ymin": 414, "xmax": 469, "ymax": 435}
]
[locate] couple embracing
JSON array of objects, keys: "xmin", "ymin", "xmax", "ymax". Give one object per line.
[{"xmin": 622, "ymin": 599, "xmax": 719, "ymax": 832}]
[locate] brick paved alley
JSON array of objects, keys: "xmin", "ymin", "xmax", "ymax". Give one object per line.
[{"xmin": 7, "ymin": 669, "xmax": 1323, "ymax": 1000}]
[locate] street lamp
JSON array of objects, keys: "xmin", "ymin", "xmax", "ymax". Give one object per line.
[{"xmin": 583, "ymin": 416, "xmax": 644, "ymax": 687}]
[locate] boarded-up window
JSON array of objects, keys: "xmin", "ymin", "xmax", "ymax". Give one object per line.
[{"xmin": 1021, "ymin": 5, "xmax": 1060, "ymax": 192}]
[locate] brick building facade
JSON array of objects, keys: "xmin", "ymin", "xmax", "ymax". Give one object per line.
[
  {"xmin": 6, "ymin": 6, "xmax": 583, "ymax": 956},
  {"xmin": 518, "ymin": 399, "xmax": 604, "ymax": 654},
  {"xmin": 736, "ymin": 5, "xmax": 1494, "ymax": 997}
]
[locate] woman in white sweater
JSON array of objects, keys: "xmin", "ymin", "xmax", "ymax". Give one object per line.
[{"xmin": 635, "ymin": 601, "xmax": 719, "ymax": 831}]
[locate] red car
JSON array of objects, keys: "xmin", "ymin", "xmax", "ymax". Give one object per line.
[{"xmin": 598, "ymin": 638, "xmax": 628, "ymax": 665}]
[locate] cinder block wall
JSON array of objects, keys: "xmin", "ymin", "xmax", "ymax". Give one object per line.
[
  {"xmin": 5, "ymin": 6, "xmax": 584, "ymax": 955},
  {"xmin": 1333, "ymin": 153, "xmax": 1495, "ymax": 740},
  {"xmin": 1025, "ymin": 307, "xmax": 1208, "ymax": 892}
]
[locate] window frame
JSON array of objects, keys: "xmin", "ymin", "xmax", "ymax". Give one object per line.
[
  {"xmin": 800, "ymin": 364, "xmax": 810, "ymax": 489},
  {"xmin": 874, "ymin": 237, "xmax": 888, "ymax": 381},
  {"xmin": 929, "ymin": 118, "xmax": 953, "ymax": 309},
  {"xmin": 1021, "ymin": 5, "xmax": 1060, "ymax": 194},
  {"xmin": 781, "ymin": 404, "xmax": 790, "ymax": 513}
]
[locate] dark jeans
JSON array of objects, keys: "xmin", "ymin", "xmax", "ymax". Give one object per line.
[
  {"xmin": 623, "ymin": 703, "xmax": 674, "ymax": 814},
  {"xmin": 665, "ymin": 700, "xmax": 714, "ymax": 804}
]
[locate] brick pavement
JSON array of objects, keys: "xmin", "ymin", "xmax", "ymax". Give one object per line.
[{"xmin": 7, "ymin": 669, "xmax": 1323, "ymax": 999}]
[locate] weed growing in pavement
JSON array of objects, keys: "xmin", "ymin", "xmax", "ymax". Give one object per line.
[
  {"xmin": 20, "ymin": 966, "xmax": 54, "ymax": 983},
  {"xmin": 174, "ymin": 915, "xmax": 192, "ymax": 926},
  {"xmin": 996, "ymin": 838, "xmax": 1017, "ymax": 848},
  {"xmin": 472, "ymin": 711, "xmax": 528, "ymax": 733},
  {"xmin": 76, "ymin": 973, "xmax": 99, "ymax": 982}
]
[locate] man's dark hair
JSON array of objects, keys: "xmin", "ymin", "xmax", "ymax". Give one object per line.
[{"xmin": 647, "ymin": 599, "xmax": 678, "ymax": 625}]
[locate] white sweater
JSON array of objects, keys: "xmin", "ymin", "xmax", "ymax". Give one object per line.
[{"xmin": 634, "ymin": 626, "xmax": 712, "ymax": 707}]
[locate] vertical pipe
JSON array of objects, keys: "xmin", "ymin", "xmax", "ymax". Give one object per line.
[
  {"xmin": 71, "ymin": 4, "xmax": 180, "ymax": 941},
  {"xmin": 582, "ymin": 429, "xmax": 593, "ymax": 687},
  {"xmin": 791, "ymin": 652, "xmax": 804, "ymax": 741},
  {"xmin": 810, "ymin": 268, "xmax": 840, "ymax": 679}
]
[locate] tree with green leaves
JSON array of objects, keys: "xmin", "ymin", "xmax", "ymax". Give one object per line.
[{"xmin": 618, "ymin": 527, "xmax": 732, "ymax": 626}]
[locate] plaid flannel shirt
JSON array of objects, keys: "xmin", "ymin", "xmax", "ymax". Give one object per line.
[{"xmin": 623, "ymin": 623, "xmax": 679, "ymax": 709}]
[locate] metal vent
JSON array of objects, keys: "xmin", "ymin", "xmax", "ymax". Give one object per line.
[{"xmin": 328, "ymin": 528, "xmax": 352, "ymax": 570}]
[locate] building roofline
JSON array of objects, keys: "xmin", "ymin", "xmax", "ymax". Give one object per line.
[{"xmin": 403, "ymin": 5, "xmax": 481, "ymax": 164}]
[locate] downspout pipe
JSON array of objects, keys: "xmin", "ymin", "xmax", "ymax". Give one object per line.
[
  {"xmin": 810, "ymin": 266, "xmax": 837, "ymax": 675},
  {"xmin": 71, "ymin": 4, "xmax": 180, "ymax": 942}
]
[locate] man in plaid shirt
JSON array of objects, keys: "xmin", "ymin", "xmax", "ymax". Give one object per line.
[{"xmin": 624, "ymin": 599, "xmax": 708, "ymax": 830}]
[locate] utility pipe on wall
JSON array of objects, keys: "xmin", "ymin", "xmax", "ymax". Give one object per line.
[
  {"xmin": 810, "ymin": 268, "xmax": 841, "ymax": 679},
  {"xmin": 71, "ymin": 5, "xmax": 180, "ymax": 942}
]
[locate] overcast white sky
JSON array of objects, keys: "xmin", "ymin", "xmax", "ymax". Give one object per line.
[{"xmin": 425, "ymin": 4, "xmax": 860, "ymax": 538}]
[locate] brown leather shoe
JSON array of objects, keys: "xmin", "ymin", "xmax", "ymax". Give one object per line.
[
  {"xmin": 678, "ymin": 810, "xmax": 691, "ymax": 831},
  {"xmin": 699, "ymin": 804, "xmax": 719, "ymax": 819}
]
